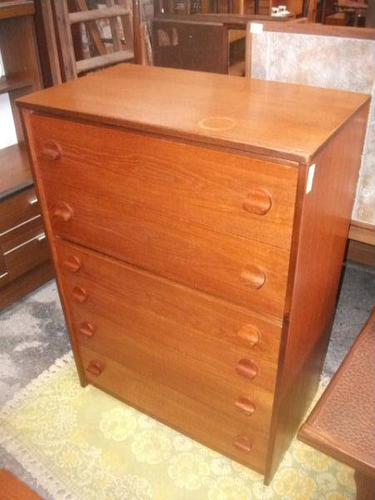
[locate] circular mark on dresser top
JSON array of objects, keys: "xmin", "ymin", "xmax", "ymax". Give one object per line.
[{"xmin": 198, "ymin": 116, "xmax": 236, "ymax": 131}]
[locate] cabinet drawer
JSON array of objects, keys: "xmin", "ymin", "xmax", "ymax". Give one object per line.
[
  {"xmin": 30, "ymin": 114, "xmax": 297, "ymax": 250},
  {"xmin": 0, "ymin": 187, "xmax": 40, "ymax": 233},
  {"xmin": 30, "ymin": 117, "xmax": 294, "ymax": 318},
  {"xmin": 56, "ymin": 239, "xmax": 282, "ymax": 363},
  {"xmin": 56, "ymin": 240, "xmax": 278, "ymax": 426},
  {"xmin": 0, "ymin": 222, "xmax": 49, "ymax": 287},
  {"xmin": 79, "ymin": 345, "xmax": 270, "ymax": 474}
]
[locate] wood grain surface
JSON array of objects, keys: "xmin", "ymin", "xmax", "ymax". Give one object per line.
[
  {"xmin": 80, "ymin": 344, "xmax": 270, "ymax": 474},
  {"xmin": 29, "ymin": 113, "xmax": 294, "ymax": 319},
  {"xmin": 17, "ymin": 64, "xmax": 370, "ymax": 164},
  {"xmin": 265, "ymin": 102, "xmax": 370, "ymax": 481}
]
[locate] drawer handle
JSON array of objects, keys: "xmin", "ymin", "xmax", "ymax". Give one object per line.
[
  {"xmin": 233, "ymin": 435, "xmax": 252, "ymax": 453},
  {"xmin": 72, "ymin": 286, "xmax": 88, "ymax": 303},
  {"xmin": 52, "ymin": 202, "xmax": 73, "ymax": 222},
  {"xmin": 240, "ymin": 266, "xmax": 266, "ymax": 289},
  {"xmin": 63, "ymin": 256, "xmax": 82, "ymax": 273},
  {"xmin": 41, "ymin": 141, "xmax": 62, "ymax": 161},
  {"xmin": 236, "ymin": 359, "xmax": 258, "ymax": 380},
  {"xmin": 86, "ymin": 360, "xmax": 104, "ymax": 376},
  {"xmin": 0, "ymin": 271, "xmax": 9, "ymax": 281},
  {"xmin": 28, "ymin": 196, "xmax": 38, "ymax": 206},
  {"xmin": 235, "ymin": 396, "xmax": 256, "ymax": 416},
  {"xmin": 37, "ymin": 233, "xmax": 46, "ymax": 242},
  {"xmin": 3, "ymin": 233, "xmax": 47, "ymax": 256},
  {"xmin": 243, "ymin": 189, "xmax": 272, "ymax": 215},
  {"xmin": 237, "ymin": 324, "xmax": 260, "ymax": 347},
  {"xmin": 79, "ymin": 321, "xmax": 96, "ymax": 338}
]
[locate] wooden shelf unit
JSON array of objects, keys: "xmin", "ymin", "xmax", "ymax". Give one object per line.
[
  {"xmin": 0, "ymin": 75, "xmax": 33, "ymax": 95},
  {"xmin": 0, "ymin": 0, "xmax": 53, "ymax": 310}
]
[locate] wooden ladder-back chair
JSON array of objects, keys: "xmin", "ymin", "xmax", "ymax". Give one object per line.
[{"xmin": 53, "ymin": 0, "xmax": 143, "ymax": 80}]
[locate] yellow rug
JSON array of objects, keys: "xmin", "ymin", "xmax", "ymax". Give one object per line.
[{"xmin": 0, "ymin": 352, "xmax": 355, "ymax": 499}]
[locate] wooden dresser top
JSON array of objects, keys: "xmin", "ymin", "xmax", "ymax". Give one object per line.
[{"xmin": 18, "ymin": 64, "xmax": 370, "ymax": 164}]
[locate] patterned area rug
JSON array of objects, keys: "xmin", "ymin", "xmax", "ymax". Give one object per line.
[{"xmin": 0, "ymin": 353, "xmax": 355, "ymax": 500}]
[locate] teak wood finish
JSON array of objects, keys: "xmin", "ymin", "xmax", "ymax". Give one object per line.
[{"xmin": 18, "ymin": 64, "xmax": 370, "ymax": 482}]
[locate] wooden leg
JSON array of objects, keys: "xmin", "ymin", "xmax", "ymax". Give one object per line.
[{"xmin": 355, "ymin": 471, "xmax": 375, "ymax": 500}]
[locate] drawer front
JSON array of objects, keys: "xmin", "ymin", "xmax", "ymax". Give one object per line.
[
  {"xmin": 79, "ymin": 345, "xmax": 270, "ymax": 474},
  {"xmin": 0, "ymin": 187, "xmax": 40, "ymax": 233},
  {"xmin": 56, "ymin": 240, "xmax": 278, "ymax": 426},
  {"xmin": 30, "ymin": 114, "xmax": 297, "ymax": 250},
  {"xmin": 0, "ymin": 221, "xmax": 49, "ymax": 287},
  {"xmin": 30, "ymin": 116, "xmax": 295, "ymax": 318}
]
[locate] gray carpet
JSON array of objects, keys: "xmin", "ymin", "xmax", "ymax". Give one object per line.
[{"xmin": 0, "ymin": 262, "xmax": 374, "ymax": 498}]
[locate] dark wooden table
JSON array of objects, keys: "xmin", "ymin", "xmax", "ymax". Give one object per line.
[{"xmin": 299, "ymin": 309, "xmax": 375, "ymax": 500}]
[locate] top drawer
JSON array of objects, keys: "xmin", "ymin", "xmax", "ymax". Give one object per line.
[
  {"xmin": 29, "ymin": 114, "xmax": 298, "ymax": 250},
  {"xmin": 0, "ymin": 187, "xmax": 40, "ymax": 233}
]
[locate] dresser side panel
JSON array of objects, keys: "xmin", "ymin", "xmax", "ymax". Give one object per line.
[{"xmin": 265, "ymin": 103, "xmax": 370, "ymax": 482}]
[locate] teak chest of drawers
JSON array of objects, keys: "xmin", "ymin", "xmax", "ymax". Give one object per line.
[{"xmin": 18, "ymin": 64, "xmax": 370, "ymax": 482}]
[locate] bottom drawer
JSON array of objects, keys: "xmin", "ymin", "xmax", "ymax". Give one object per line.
[
  {"xmin": 79, "ymin": 345, "xmax": 270, "ymax": 474},
  {"xmin": 0, "ymin": 220, "xmax": 49, "ymax": 288}
]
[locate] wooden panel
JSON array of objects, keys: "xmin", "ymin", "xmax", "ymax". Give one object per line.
[
  {"xmin": 0, "ymin": 187, "xmax": 40, "ymax": 232},
  {"xmin": 0, "ymin": 75, "xmax": 32, "ymax": 94},
  {"xmin": 55, "ymin": 240, "xmax": 280, "ymax": 413},
  {"xmin": 56, "ymin": 239, "xmax": 282, "ymax": 362},
  {"xmin": 347, "ymin": 240, "xmax": 375, "ymax": 267},
  {"xmin": 29, "ymin": 115, "xmax": 295, "ymax": 319},
  {"xmin": 349, "ymin": 220, "xmax": 375, "ymax": 246},
  {"xmin": 0, "ymin": 214, "xmax": 42, "ymax": 246},
  {"xmin": 17, "ymin": 64, "xmax": 370, "ymax": 165},
  {"xmin": 0, "ymin": 144, "xmax": 32, "ymax": 200},
  {"xmin": 0, "ymin": 225, "xmax": 50, "ymax": 287},
  {"xmin": 265, "ymin": 104, "xmax": 370, "ymax": 481},
  {"xmin": 0, "ymin": 13, "xmax": 42, "ymax": 141},
  {"xmin": 79, "ymin": 345, "xmax": 270, "ymax": 473},
  {"xmin": 152, "ymin": 20, "xmax": 229, "ymax": 74},
  {"xmin": 0, "ymin": 260, "xmax": 54, "ymax": 311},
  {"xmin": 30, "ymin": 114, "xmax": 297, "ymax": 250},
  {"xmin": 0, "ymin": 1, "xmax": 34, "ymax": 20}
]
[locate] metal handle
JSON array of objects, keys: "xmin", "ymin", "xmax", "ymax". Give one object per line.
[
  {"xmin": 3, "ymin": 233, "xmax": 46, "ymax": 256},
  {"xmin": 0, "ymin": 271, "xmax": 9, "ymax": 281},
  {"xmin": 28, "ymin": 196, "xmax": 38, "ymax": 206}
]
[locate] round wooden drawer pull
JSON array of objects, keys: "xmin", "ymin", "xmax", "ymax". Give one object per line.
[
  {"xmin": 240, "ymin": 266, "xmax": 266, "ymax": 289},
  {"xmin": 86, "ymin": 360, "xmax": 104, "ymax": 377},
  {"xmin": 41, "ymin": 141, "xmax": 62, "ymax": 161},
  {"xmin": 79, "ymin": 321, "xmax": 96, "ymax": 338},
  {"xmin": 233, "ymin": 435, "xmax": 252, "ymax": 453},
  {"xmin": 63, "ymin": 256, "xmax": 82, "ymax": 273},
  {"xmin": 52, "ymin": 202, "xmax": 73, "ymax": 222},
  {"xmin": 237, "ymin": 324, "xmax": 260, "ymax": 347},
  {"xmin": 235, "ymin": 397, "xmax": 256, "ymax": 416},
  {"xmin": 236, "ymin": 359, "xmax": 259, "ymax": 380},
  {"xmin": 243, "ymin": 189, "xmax": 272, "ymax": 215},
  {"xmin": 72, "ymin": 286, "xmax": 88, "ymax": 303}
]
